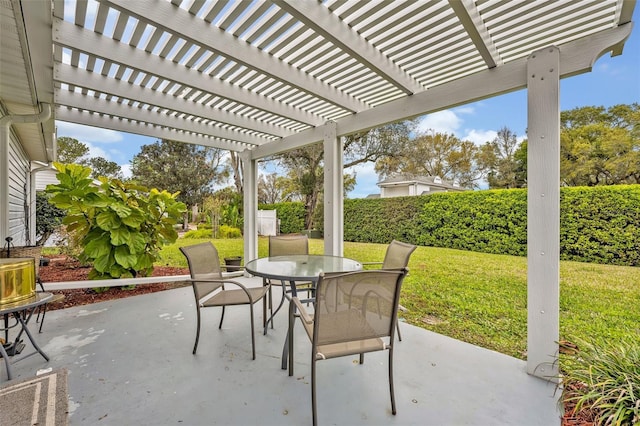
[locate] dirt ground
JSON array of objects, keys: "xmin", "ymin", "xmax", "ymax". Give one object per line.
[{"xmin": 38, "ymin": 255, "xmax": 190, "ymax": 311}]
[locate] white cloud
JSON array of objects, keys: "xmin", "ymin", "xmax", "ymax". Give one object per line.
[
  {"xmin": 56, "ymin": 121, "xmax": 123, "ymax": 144},
  {"xmin": 120, "ymin": 164, "xmax": 132, "ymax": 179},
  {"xmin": 416, "ymin": 110, "xmax": 462, "ymax": 135},
  {"xmin": 348, "ymin": 162, "xmax": 380, "ymax": 198},
  {"xmin": 85, "ymin": 143, "xmax": 109, "ymax": 159},
  {"xmin": 462, "ymin": 129, "xmax": 497, "ymax": 145}
]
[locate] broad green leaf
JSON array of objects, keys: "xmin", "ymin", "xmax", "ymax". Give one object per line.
[
  {"xmin": 110, "ymin": 227, "xmax": 131, "ymax": 246},
  {"xmin": 96, "ymin": 210, "xmax": 121, "ymax": 230},
  {"xmin": 84, "ymin": 234, "xmax": 112, "ymax": 258},
  {"xmin": 93, "ymin": 252, "xmax": 114, "ymax": 273},
  {"xmin": 110, "ymin": 203, "xmax": 132, "ymax": 217},
  {"xmin": 121, "ymin": 211, "xmax": 145, "ymax": 228},
  {"xmin": 114, "ymin": 245, "xmax": 137, "ymax": 269},
  {"xmin": 126, "ymin": 232, "xmax": 147, "ymax": 254}
]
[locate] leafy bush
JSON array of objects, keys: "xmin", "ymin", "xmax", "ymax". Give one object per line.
[
  {"xmin": 196, "ymin": 223, "xmax": 212, "ymax": 230},
  {"xmin": 183, "ymin": 228, "xmax": 213, "ymax": 239},
  {"xmin": 218, "ymin": 225, "xmax": 242, "ymax": 239},
  {"xmin": 561, "ymin": 335, "xmax": 640, "ymax": 425},
  {"xmin": 46, "ymin": 163, "xmax": 186, "ymax": 279},
  {"xmin": 259, "ymin": 202, "xmax": 306, "ymax": 234},
  {"xmin": 35, "ymin": 192, "xmax": 66, "ymax": 246}
]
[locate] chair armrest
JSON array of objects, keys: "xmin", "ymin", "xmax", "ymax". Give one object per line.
[
  {"xmin": 361, "ymin": 261, "xmax": 383, "ymax": 269},
  {"xmin": 291, "ymin": 297, "xmax": 314, "ymax": 324}
]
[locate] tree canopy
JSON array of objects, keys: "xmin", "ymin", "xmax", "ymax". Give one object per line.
[
  {"xmin": 130, "ymin": 139, "xmax": 229, "ymax": 208},
  {"xmin": 56, "ymin": 136, "xmax": 123, "ymax": 179}
]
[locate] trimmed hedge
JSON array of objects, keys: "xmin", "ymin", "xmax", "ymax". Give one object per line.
[
  {"xmin": 261, "ymin": 185, "xmax": 640, "ymax": 266},
  {"xmin": 258, "ymin": 202, "xmax": 306, "ymax": 235}
]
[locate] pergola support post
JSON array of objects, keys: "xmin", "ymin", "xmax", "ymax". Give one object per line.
[
  {"xmin": 241, "ymin": 149, "xmax": 258, "ymax": 265},
  {"xmin": 323, "ymin": 121, "xmax": 343, "ymax": 256},
  {"xmin": 526, "ymin": 47, "xmax": 560, "ymax": 381}
]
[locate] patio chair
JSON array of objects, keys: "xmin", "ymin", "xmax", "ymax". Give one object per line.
[
  {"xmin": 263, "ymin": 234, "xmax": 311, "ymax": 332},
  {"xmin": 362, "ymin": 240, "xmax": 417, "ymax": 341},
  {"xmin": 288, "ymin": 268, "xmax": 409, "ymax": 426},
  {"xmin": 179, "ymin": 242, "xmax": 269, "ymax": 359}
]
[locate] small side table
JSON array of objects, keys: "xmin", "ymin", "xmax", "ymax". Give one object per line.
[{"xmin": 1, "ymin": 293, "xmax": 53, "ymax": 380}]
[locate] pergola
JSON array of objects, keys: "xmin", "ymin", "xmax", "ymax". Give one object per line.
[{"xmin": 1, "ymin": 0, "xmax": 635, "ymax": 380}]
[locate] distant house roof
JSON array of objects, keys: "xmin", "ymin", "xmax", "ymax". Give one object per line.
[{"xmin": 377, "ymin": 175, "xmax": 465, "ymax": 191}]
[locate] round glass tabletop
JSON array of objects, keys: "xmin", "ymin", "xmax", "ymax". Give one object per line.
[{"xmin": 245, "ymin": 255, "xmax": 362, "ymax": 282}]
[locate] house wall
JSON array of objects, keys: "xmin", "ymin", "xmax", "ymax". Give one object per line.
[
  {"xmin": 34, "ymin": 168, "xmax": 58, "ymax": 191},
  {"xmin": 381, "ymin": 186, "xmax": 409, "ymax": 198},
  {"xmin": 6, "ymin": 131, "xmax": 31, "ymax": 246}
]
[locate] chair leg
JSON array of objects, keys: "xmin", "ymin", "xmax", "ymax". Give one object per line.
[
  {"xmin": 288, "ymin": 299, "xmax": 295, "ymax": 376},
  {"xmin": 389, "ymin": 348, "xmax": 396, "ymax": 415},
  {"xmin": 193, "ymin": 306, "xmax": 201, "ymax": 354},
  {"xmin": 311, "ymin": 357, "xmax": 318, "ymax": 426},
  {"xmin": 38, "ymin": 305, "xmax": 46, "ymax": 333},
  {"xmin": 218, "ymin": 306, "xmax": 226, "ymax": 329},
  {"xmin": 250, "ymin": 305, "xmax": 256, "ymax": 360},
  {"xmin": 396, "ymin": 322, "xmax": 402, "ymax": 341},
  {"xmin": 359, "ymin": 353, "xmax": 364, "ymax": 364}
]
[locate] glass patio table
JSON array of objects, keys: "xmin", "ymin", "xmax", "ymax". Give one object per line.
[{"xmin": 245, "ymin": 255, "xmax": 362, "ymax": 369}]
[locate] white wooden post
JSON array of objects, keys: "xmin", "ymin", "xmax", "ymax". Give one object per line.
[
  {"xmin": 241, "ymin": 149, "xmax": 258, "ymax": 264},
  {"xmin": 323, "ymin": 121, "xmax": 343, "ymax": 256},
  {"xmin": 526, "ymin": 47, "xmax": 560, "ymax": 381}
]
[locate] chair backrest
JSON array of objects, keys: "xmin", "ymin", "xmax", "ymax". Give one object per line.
[
  {"xmin": 179, "ymin": 242, "xmax": 224, "ymax": 299},
  {"xmin": 313, "ymin": 269, "xmax": 408, "ymax": 346},
  {"xmin": 269, "ymin": 234, "xmax": 309, "ymax": 257},
  {"xmin": 382, "ymin": 240, "xmax": 417, "ymax": 269}
]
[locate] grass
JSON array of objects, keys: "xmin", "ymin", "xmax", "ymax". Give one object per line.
[{"xmin": 160, "ymin": 237, "xmax": 640, "ymax": 360}]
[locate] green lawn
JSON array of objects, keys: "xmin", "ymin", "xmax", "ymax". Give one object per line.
[{"xmin": 162, "ymin": 237, "xmax": 640, "ymax": 360}]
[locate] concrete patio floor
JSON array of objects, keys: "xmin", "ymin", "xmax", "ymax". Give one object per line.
[{"xmin": 3, "ymin": 277, "xmax": 561, "ymax": 425}]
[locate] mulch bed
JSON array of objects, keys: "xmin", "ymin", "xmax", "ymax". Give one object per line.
[{"xmin": 38, "ymin": 256, "xmax": 190, "ymax": 311}]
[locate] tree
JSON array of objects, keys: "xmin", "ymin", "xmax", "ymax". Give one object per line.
[
  {"xmin": 86, "ymin": 157, "xmax": 123, "ymax": 180},
  {"xmin": 56, "ymin": 136, "xmax": 123, "ymax": 179},
  {"xmin": 266, "ymin": 120, "xmax": 416, "ymax": 228},
  {"xmin": 375, "ymin": 130, "xmax": 483, "ymax": 188},
  {"xmin": 228, "ymin": 151, "xmax": 243, "ymax": 193},
  {"xmin": 478, "ymin": 126, "xmax": 525, "ymax": 189},
  {"xmin": 560, "ymin": 104, "xmax": 640, "ymax": 186},
  {"xmin": 130, "ymin": 139, "xmax": 229, "ymax": 209},
  {"xmin": 57, "ymin": 136, "xmax": 89, "ymax": 164},
  {"xmin": 46, "ymin": 163, "xmax": 186, "ymax": 280},
  {"xmin": 35, "ymin": 192, "xmax": 66, "ymax": 246}
]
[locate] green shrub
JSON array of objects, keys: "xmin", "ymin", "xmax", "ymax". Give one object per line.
[
  {"xmin": 259, "ymin": 202, "xmax": 306, "ymax": 234},
  {"xmin": 561, "ymin": 335, "xmax": 640, "ymax": 425},
  {"xmin": 45, "ymin": 163, "xmax": 186, "ymax": 279},
  {"xmin": 219, "ymin": 225, "xmax": 242, "ymax": 239},
  {"xmin": 183, "ymin": 228, "xmax": 213, "ymax": 239},
  {"xmin": 196, "ymin": 223, "xmax": 212, "ymax": 230}
]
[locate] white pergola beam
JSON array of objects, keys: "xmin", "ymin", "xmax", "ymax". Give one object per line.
[
  {"xmin": 55, "ymin": 64, "xmax": 293, "ymax": 139},
  {"xmin": 54, "ymin": 89, "xmax": 270, "ymax": 146},
  {"xmin": 526, "ymin": 46, "xmax": 560, "ymax": 381},
  {"xmin": 101, "ymin": 0, "xmax": 368, "ymax": 114},
  {"xmin": 250, "ymin": 23, "xmax": 632, "ymax": 159},
  {"xmin": 276, "ymin": 0, "xmax": 423, "ymax": 95},
  {"xmin": 241, "ymin": 150, "xmax": 258, "ymax": 263},
  {"xmin": 449, "ymin": 0, "xmax": 502, "ymax": 68},
  {"xmin": 55, "ymin": 106, "xmax": 245, "ymax": 151},
  {"xmin": 322, "ymin": 121, "xmax": 343, "ymax": 256},
  {"xmin": 52, "ymin": 18, "xmax": 325, "ymax": 128}
]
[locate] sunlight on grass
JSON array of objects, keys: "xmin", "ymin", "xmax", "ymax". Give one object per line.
[{"xmin": 160, "ymin": 237, "xmax": 640, "ymax": 360}]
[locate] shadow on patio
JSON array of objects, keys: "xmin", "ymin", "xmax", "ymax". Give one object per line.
[{"xmin": 7, "ymin": 277, "xmax": 560, "ymax": 425}]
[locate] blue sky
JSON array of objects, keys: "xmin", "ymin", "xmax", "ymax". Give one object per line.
[{"xmin": 56, "ymin": 8, "xmax": 640, "ymax": 199}]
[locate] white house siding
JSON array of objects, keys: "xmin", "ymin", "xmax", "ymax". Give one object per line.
[
  {"xmin": 381, "ymin": 186, "xmax": 410, "ymax": 198},
  {"xmin": 35, "ymin": 168, "xmax": 58, "ymax": 191},
  {"xmin": 6, "ymin": 133, "xmax": 31, "ymax": 246}
]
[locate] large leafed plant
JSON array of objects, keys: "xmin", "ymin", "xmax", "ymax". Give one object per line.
[{"xmin": 46, "ymin": 163, "xmax": 186, "ymax": 279}]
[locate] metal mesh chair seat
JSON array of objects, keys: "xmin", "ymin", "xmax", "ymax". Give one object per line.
[
  {"xmin": 180, "ymin": 242, "xmax": 268, "ymax": 359},
  {"xmin": 288, "ymin": 268, "xmax": 408, "ymax": 425},
  {"xmin": 201, "ymin": 286, "xmax": 268, "ymax": 307}
]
